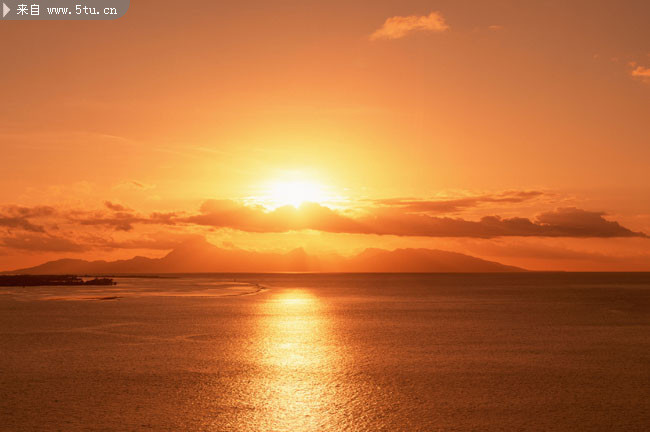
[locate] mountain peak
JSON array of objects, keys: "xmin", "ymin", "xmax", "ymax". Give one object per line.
[{"xmin": 163, "ymin": 236, "xmax": 218, "ymax": 258}]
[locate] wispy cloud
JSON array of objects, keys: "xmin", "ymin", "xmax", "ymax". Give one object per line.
[
  {"xmin": 114, "ymin": 180, "xmax": 156, "ymax": 191},
  {"xmin": 0, "ymin": 233, "xmax": 88, "ymax": 252},
  {"xmin": 370, "ymin": 12, "xmax": 449, "ymax": 41},
  {"xmin": 630, "ymin": 64, "xmax": 650, "ymax": 83},
  {"xmin": 74, "ymin": 210, "xmax": 178, "ymax": 232},
  {"xmin": 373, "ymin": 191, "xmax": 545, "ymax": 213}
]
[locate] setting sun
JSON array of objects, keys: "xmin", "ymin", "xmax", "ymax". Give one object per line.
[{"xmin": 263, "ymin": 180, "xmax": 329, "ymax": 208}]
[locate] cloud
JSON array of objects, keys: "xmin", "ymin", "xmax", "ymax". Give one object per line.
[
  {"xmin": 0, "ymin": 217, "xmax": 46, "ymax": 233},
  {"xmin": 62, "ymin": 199, "xmax": 649, "ymax": 239},
  {"xmin": 370, "ymin": 12, "xmax": 449, "ymax": 41},
  {"xmin": 0, "ymin": 229, "xmax": 204, "ymax": 254},
  {"xmin": 114, "ymin": 180, "xmax": 156, "ymax": 191},
  {"xmin": 74, "ymin": 210, "xmax": 178, "ymax": 231},
  {"xmin": 373, "ymin": 191, "xmax": 544, "ymax": 213},
  {"xmin": 631, "ymin": 65, "xmax": 650, "ymax": 83},
  {"xmin": 534, "ymin": 207, "xmax": 637, "ymax": 237},
  {"xmin": 185, "ymin": 200, "xmax": 363, "ymax": 234},
  {"xmin": 96, "ymin": 234, "xmax": 204, "ymax": 250},
  {"xmin": 104, "ymin": 201, "xmax": 131, "ymax": 212},
  {"xmin": 0, "ymin": 195, "xmax": 645, "ymax": 255},
  {"xmin": 0, "ymin": 205, "xmax": 55, "ymax": 233},
  {"xmin": 75, "ymin": 231, "xmax": 205, "ymax": 251},
  {"xmin": 182, "ymin": 201, "xmax": 645, "ymax": 239},
  {"xmin": 1, "ymin": 205, "xmax": 56, "ymax": 218},
  {"xmin": 0, "ymin": 233, "xmax": 88, "ymax": 252}
]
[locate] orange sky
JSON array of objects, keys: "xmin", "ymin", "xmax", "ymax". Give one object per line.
[{"xmin": 1, "ymin": 0, "xmax": 649, "ymax": 271}]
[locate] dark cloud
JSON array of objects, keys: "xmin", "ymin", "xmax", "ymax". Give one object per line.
[
  {"xmin": 0, "ymin": 234, "xmax": 88, "ymax": 252},
  {"xmin": 2, "ymin": 205, "xmax": 56, "ymax": 218},
  {"xmin": 186, "ymin": 200, "xmax": 362, "ymax": 234},
  {"xmin": 0, "ymin": 230, "xmax": 201, "ymax": 254},
  {"xmin": 534, "ymin": 207, "xmax": 638, "ymax": 237},
  {"xmin": 104, "ymin": 201, "xmax": 131, "ymax": 212},
  {"xmin": 89, "ymin": 232, "xmax": 204, "ymax": 250},
  {"xmin": 0, "ymin": 205, "xmax": 54, "ymax": 233},
  {"xmin": 182, "ymin": 201, "xmax": 646, "ymax": 238},
  {"xmin": 0, "ymin": 217, "xmax": 46, "ymax": 233},
  {"xmin": 75, "ymin": 211, "xmax": 178, "ymax": 231},
  {"xmin": 77, "ymin": 211, "xmax": 138, "ymax": 231},
  {"xmin": 0, "ymin": 195, "xmax": 645, "ymax": 257}
]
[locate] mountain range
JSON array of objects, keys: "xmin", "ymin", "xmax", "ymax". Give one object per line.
[{"xmin": 4, "ymin": 237, "xmax": 524, "ymax": 274}]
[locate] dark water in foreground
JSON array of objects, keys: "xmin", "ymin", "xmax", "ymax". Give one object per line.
[{"xmin": 1, "ymin": 273, "xmax": 649, "ymax": 431}]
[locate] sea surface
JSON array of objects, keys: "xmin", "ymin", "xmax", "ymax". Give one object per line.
[{"xmin": 1, "ymin": 273, "xmax": 649, "ymax": 431}]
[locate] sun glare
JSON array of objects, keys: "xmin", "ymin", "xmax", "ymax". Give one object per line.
[{"xmin": 264, "ymin": 180, "xmax": 329, "ymax": 208}]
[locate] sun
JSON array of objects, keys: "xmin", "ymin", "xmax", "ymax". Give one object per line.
[{"xmin": 264, "ymin": 180, "xmax": 329, "ymax": 208}]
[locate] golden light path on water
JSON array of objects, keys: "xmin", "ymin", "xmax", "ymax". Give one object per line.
[{"xmin": 243, "ymin": 289, "xmax": 348, "ymax": 431}]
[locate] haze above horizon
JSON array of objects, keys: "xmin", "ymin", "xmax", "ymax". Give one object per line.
[{"xmin": 1, "ymin": 0, "xmax": 649, "ymax": 271}]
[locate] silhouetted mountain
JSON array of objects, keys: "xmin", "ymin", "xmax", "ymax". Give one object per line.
[
  {"xmin": 342, "ymin": 248, "xmax": 523, "ymax": 272},
  {"xmin": 4, "ymin": 238, "xmax": 524, "ymax": 274}
]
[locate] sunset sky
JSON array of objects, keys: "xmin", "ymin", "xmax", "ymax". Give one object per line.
[{"xmin": 1, "ymin": 0, "xmax": 649, "ymax": 271}]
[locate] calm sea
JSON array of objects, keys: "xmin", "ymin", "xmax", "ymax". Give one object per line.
[{"xmin": 1, "ymin": 273, "xmax": 649, "ymax": 431}]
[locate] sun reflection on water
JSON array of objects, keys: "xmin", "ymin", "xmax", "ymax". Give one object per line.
[{"xmin": 246, "ymin": 289, "xmax": 345, "ymax": 431}]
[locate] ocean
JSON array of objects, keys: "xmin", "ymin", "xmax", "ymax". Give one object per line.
[{"xmin": 1, "ymin": 273, "xmax": 649, "ymax": 431}]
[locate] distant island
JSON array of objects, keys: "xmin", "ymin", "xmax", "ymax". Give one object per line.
[
  {"xmin": 0, "ymin": 275, "xmax": 116, "ymax": 287},
  {"xmin": 1, "ymin": 238, "xmax": 524, "ymax": 274}
]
